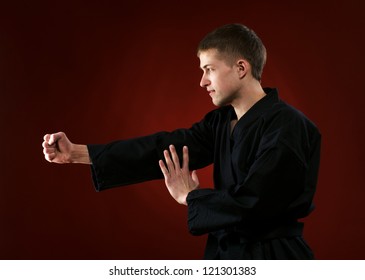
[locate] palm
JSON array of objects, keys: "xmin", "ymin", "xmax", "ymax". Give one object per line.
[{"xmin": 159, "ymin": 145, "xmax": 199, "ymax": 205}]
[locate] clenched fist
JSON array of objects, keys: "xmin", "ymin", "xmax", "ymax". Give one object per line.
[{"xmin": 42, "ymin": 132, "xmax": 90, "ymax": 164}]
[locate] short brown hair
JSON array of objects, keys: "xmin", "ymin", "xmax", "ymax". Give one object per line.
[{"xmin": 197, "ymin": 24, "xmax": 267, "ymax": 81}]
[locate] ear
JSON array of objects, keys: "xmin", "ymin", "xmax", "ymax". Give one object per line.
[{"xmin": 236, "ymin": 59, "xmax": 249, "ymax": 79}]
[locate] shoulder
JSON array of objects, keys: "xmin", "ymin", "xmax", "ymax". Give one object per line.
[
  {"xmin": 258, "ymin": 100, "xmax": 321, "ymax": 152},
  {"xmin": 265, "ymin": 101, "xmax": 319, "ymax": 132}
]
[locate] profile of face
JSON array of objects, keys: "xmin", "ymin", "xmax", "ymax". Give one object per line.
[{"xmin": 199, "ymin": 49, "xmax": 245, "ymax": 107}]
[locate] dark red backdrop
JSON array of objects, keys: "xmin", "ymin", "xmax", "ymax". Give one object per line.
[{"xmin": 1, "ymin": 0, "xmax": 364, "ymax": 259}]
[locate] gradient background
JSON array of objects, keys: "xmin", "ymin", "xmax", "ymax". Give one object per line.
[{"xmin": 1, "ymin": 0, "xmax": 364, "ymax": 259}]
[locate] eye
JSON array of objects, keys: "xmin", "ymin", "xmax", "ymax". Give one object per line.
[{"xmin": 201, "ymin": 66, "xmax": 214, "ymax": 74}]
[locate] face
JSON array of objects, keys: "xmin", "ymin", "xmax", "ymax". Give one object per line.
[{"xmin": 199, "ymin": 49, "xmax": 242, "ymax": 107}]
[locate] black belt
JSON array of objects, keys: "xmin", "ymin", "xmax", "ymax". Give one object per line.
[
  {"xmin": 207, "ymin": 221, "xmax": 305, "ymax": 259},
  {"xmin": 212, "ymin": 220, "xmax": 304, "ymax": 245}
]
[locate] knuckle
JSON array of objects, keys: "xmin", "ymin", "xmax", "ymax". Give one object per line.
[{"xmin": 45, "ymin": 154, "xmax": 51, "ymax": 162}]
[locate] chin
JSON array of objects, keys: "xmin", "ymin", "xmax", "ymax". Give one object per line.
[
  {"xmin": 212, "ymin": 98, "xmax": 229, "ymax": 107},
  {"xmin": 212, "ymin": 100, "xmax": 221, "ymax": 107}
]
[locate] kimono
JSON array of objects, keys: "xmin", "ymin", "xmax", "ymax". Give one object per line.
[{"xmin": 87, "ymin": 88, "xmax": 321, "ymax": 259}]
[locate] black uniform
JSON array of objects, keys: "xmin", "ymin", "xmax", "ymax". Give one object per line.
[{"xmin": 88, "ymin": 88, "xmax": 321, "ymax": 259}]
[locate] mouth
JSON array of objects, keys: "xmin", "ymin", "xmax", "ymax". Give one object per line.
[{"xmin": 208, "ymin": 90, "xmax": 215, "ymax": 96}]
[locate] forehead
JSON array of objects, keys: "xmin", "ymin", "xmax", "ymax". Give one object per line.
[{"xmin": 198, "ymin": 49, "xmax": 225, "ymax": 67}]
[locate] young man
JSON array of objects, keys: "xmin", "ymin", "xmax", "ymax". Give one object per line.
[{"xmin": 42, "ymin": 24, "xmax": 321, "ymax": 259}]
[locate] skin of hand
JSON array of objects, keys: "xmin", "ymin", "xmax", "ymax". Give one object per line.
[
  {"xmin": 42, "ymin": 132, "xmax": 91, "ymax": 164},
  {"xmin": 159, "ymin": 145, "xmax": 199, "ymax": 205},
  {"xmin": 42, "ymin": 132, "xmax": 73, "ymax": 163}
]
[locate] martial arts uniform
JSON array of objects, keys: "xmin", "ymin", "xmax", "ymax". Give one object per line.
[{"xmin": 88, "ymin": 88, "xmax": 321, "ymax": 259}]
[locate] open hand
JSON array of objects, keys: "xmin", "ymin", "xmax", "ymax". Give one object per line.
[{"xmin": 159, "ymin": 145, "xmax": 199, "ymax": 205}]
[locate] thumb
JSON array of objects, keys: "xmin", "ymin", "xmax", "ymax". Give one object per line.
[{"xmin": 191, "ymin": 170, "xmax": 200, "ymax": 187}]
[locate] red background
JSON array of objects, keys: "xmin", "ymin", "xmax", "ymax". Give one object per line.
[{"xmin": 1, "ymin": 0, "xmax": 364, "ymax": 259}]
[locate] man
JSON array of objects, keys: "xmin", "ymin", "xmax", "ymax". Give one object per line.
[{"xmin": 42, "ymin": 24, "xmax": 321, "ymax": 259}]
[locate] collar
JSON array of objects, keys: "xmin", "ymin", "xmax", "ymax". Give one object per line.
[{"xmin": 230, "ymin": 88, "xmax": 279, "ymax": 136}]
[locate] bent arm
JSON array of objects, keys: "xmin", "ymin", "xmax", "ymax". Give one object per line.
[{"xmin": 187, "ymin": 123, "xmax": 321, "ymax": 236}]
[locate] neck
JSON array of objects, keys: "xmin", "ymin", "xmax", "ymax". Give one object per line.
[{"xmin": 231, "ymin": 80, "xmax": 266, "ymax": 120}]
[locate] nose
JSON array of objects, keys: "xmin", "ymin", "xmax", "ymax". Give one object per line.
[{"xmin": 200, "ymin": 73, "xmax": 210, "ymax": 88}]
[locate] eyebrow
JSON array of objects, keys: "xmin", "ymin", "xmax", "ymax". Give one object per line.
[{"xmin": 200, "ymin": 64, "xmax": 213, "ymax": 70}]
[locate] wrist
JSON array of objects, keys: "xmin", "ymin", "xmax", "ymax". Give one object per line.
[
  {"xmin": 179, "ymin": 193, "xmax": 188, "ymax": 206},
  {"xmin": 70, "ymin": 144, "xmax": 91, "ymax": 164}
]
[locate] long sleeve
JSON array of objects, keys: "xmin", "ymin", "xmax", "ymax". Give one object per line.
[
  {"xmin": 186, "ymin": 107, "xmax": 321, "ymax": 236},
  {"xmin": 87, "ymin": 113, "xmax": 216, "ymax": 191}
]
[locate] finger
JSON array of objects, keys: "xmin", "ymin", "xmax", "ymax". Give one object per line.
[
  {"xmin": 169, "ymin": 145, "xmax": 181, "ymax": 170},
  {"xmin": 43, "ymin": 135, "xmax": 54, "ymax": 148},
  {"xmin": 191, "ymin": 170, "xmax": 200, "ymax": 186},
  {"xmin": 43, "ymin": 147, "xmax": 56, "ymax": 155},
  {"xmin": 159, "ymin": 160, "xmax": 170, "ymax": 178},
  {"xmin": 42, "ymin": 139, "xmax": 55, "ymax": 148},
  {"xmin": 42, "ymin": 140, "xmax": 49, "ymax": 148},
  {"xmin": 49, "ymin": 132, "xmax": 64, "ymax": 145},
  {"xmin": 45, "ymin": 152, "xmax": 56, "ymax": 162},
  {"xmin": 164, "ymin": 149, "xmax": 175, "ymax": 173},
  {"xmin": 182, "ymin": 146, "xmax": 189, "ymax": 171},
  {"xmin": 43, "ymin": 134, "xmax": 51, "ymax": 142}
]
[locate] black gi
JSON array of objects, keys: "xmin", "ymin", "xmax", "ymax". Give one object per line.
[{"xmin": 87, "ymin": 88, "xmax": 321, "ymax": 259}]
